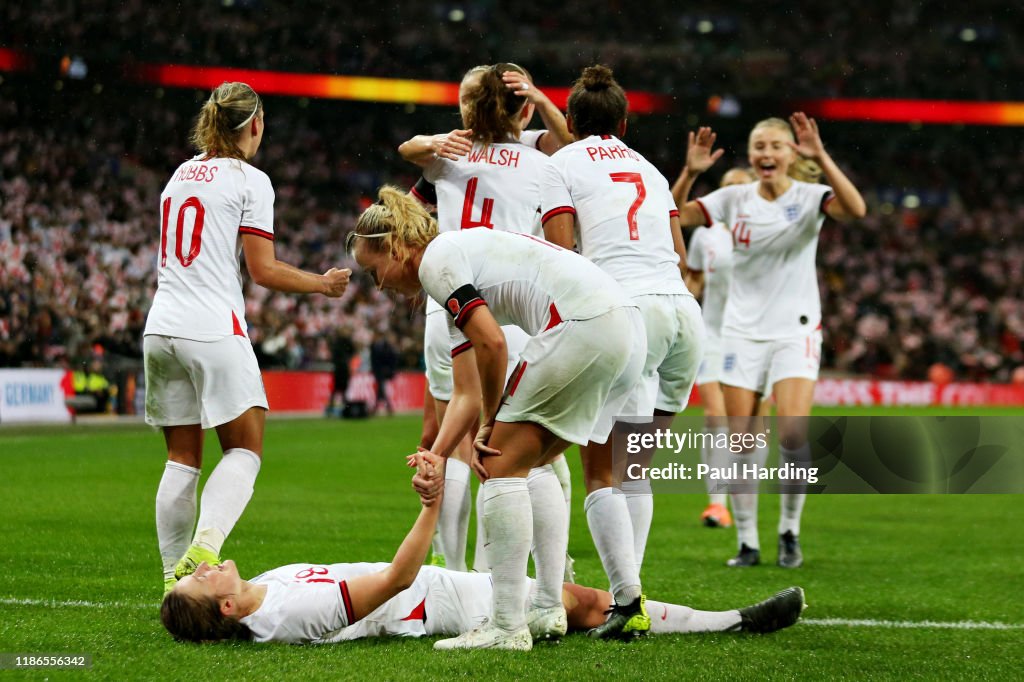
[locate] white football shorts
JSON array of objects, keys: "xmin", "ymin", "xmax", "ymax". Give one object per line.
[
  {"xmin": 497, "ymin": 306, "xmax": 645, "ymax": 446},
  {"xmin": 625, "ymin": 293, "xmax": 704, "ymax": 415},
  {"xmin": 696, "ymin": 329, "xmax": 723, "ymax": 386},
  {"xmin": 143, "ymin": 334, "xmax": 268, "ymax": 429},
  {"xmin": 720, "ymin": 328, "xmax": 823, "ymax": 395},
  {"xmin": 423, "ymin": 567, "xmax": 542, "ymax": 637},
  {"xmin": 424, "ymin": 308, "xmax": 530, "ymax": 402}
]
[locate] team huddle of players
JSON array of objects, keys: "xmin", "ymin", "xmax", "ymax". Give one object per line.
[{"xmin": 148, "ymin": 63, "xmax": 864, "ymax": 649}]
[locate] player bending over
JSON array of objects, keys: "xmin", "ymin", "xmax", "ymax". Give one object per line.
[{"xmin": 161, "ymin": 454, "xmax": 805, "ymax": 644}]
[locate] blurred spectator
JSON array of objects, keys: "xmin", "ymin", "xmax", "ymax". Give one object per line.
[
  {"xmin": 326, "ymin": 326, "xmax": 356, "ymax": 416},
  {"xmin": 370, "ymin": 332, "xmax": 400, "ymax": 416},
  {"xmin": 71, "ymin": 357, "xmax": 112, "ymax": 413}
]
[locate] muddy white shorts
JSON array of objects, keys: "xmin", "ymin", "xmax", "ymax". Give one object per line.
[
  {"xmin": 143, "ymin": 334, "xmax": 268, "ymax": 429},
  {"xmin": 628, "ymin": 293, "xmax": 703, "ymax": 415},
  {"xmin": 497, "ymin": 307, "xmax": 645, "ymax": 446}
]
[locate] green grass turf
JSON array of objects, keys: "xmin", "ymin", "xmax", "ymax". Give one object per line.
[{"xmin": 0, "ymin": 410, "xmax": 1022, "ymax": 680}]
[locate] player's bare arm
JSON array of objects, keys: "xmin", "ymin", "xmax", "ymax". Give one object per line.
[
  {"xmin": 684, "ymin": 268, "xmax": 705, "ymax": 298},
  {"xmin": 673, "ymin": 127, "xmax": 725, "ymax": 227},
  {"xmin": 542, "ymin": 213, "xmax": 576, "ymax": 250},
  {"xmin": 242, "ymin": 234, "xmax": 350, "ymax": 296},
  {"xmin": 787, "ymin": 112, "xmax": 867, "ymax": 223},
  {"xmin": 502, "ymin": 70, "xmax": 572, "ymax": 154},
  {"xmin": 398, "ymin": 130, "xmax": 474, "ymax": 166},
  {"xmin": 332, "ymin": 453, "xmax": 443, "ymax": 621}
]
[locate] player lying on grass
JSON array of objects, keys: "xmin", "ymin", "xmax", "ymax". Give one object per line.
[{"xmin": 161, "ymin": 454, "xmax": 805, "ymax": 644}]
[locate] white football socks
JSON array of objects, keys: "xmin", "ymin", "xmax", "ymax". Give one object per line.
[
  {"xmin": 647, "ymin": 600, "xmax": 741, "ymax": 633},
  {"xmin": 437, "ymin": 458, "xmax": 471, "ymax": 571},
  {"xmin": 620, "ymin": 478, "xmax": 653, "ymax": 574},
  {"xmin": 192, "ymin": 448, "xmax": 261, "ymax": 555},
  {"xmin": 473, "ymin": 484, "xmax": 489, "ymax": 572},
  {"xmin": 482, "ymin": 478, "xmax": 532, "ymax": 632},
  {"xmin": 526, "ymin": 465, "xmax": 568, "ymax": 609},
  {"xmin": 779, "ymin": 443, "xmax": 810, "ymax": 536},
  {"xmin": 703, "ymin": 426, "xmax": 729, "ymax": 506},
  {"xmin": 550, "ymin": 454, "xmax": 572, "ymax": 520},
  {"xmin": 156, "ymin": 461, "xmax": 200, "ymax": 580},
  {"xmin": 585, "ymin": 487, "xmax": 642, "ymax": 605},
  {"xmin": 729, "ymin": 443, "xmax": 768, "ymax": 550}
]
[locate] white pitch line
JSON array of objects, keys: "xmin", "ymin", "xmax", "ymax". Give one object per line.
[
  {"xmin": 3, "ymin": 597, "xmax": 1022, "ymax": 631},
  {"xmin": 802, "ymin": 617, "xmax": 1024, "ymax": 631}
]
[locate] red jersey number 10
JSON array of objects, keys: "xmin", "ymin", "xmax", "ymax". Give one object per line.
[
  {"xmin": 160, "ymin": 196, "xmax": 206, "ymax": 267},
  {"xmin": 609, "ymin": 172, "xmax": 647, "ymax": 240}
]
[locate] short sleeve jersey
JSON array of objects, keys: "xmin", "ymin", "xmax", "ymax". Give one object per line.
[
  {"xmin": 540, "ymin": 135, "xmax": 687, "ymax": 297},
  {"xmin": 695, "ymin": 180, "xmax": 833, "ymax": 340},
  {"xmin": 685, "ymin": 224, "xmax": 734, "ymax": 337},
  {"xmin": 422, "ymin": 140, "xmax": 548, "ymax": 237},
  {"xmin": 144, "ymin": 155, "xmax": 275, "ymax": 341},
  {"xmin": 418, "ymin": 230, "xmax": 631, "ymax": 354},
  {"xmin": 240, "ymin": 562, "xmax": 431, "ymax": 643}
]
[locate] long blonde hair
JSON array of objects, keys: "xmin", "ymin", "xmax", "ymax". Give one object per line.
[
  {"xmin": 190, "ymin": 82, "xmax": 262, "ymax": 160},
  {"xmin": 748, "ymin": 117, "xmax": 823, "ymax": 183},
  {"xmin": 350, "ymin": 186, "xmax": 439, "ymax": 266}
]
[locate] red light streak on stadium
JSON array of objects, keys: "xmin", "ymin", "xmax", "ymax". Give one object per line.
[
  {"xmin": 130, "ymin": 63, "xmax": 674, "ymax": 114},
  {"xmin": 795, "ymin": 98, "xmax": 1024, "ymax": 126},
  {"xmin": 0, "ymin": 47, "xmax": 31, "ymax": 72}
]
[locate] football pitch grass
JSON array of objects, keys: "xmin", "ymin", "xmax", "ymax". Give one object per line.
[{"xmin": 1, "ymin": 408, "xmax": 1021, "ymax": 680}]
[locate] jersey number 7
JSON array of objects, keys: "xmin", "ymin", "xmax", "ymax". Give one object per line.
[
  {"xmin": 160, "ymin": 196, "xmax": 206, "ymax": 267},
  {"xmin": 609, "ymin": 172, "xmax": 647, "ymax": 241}
]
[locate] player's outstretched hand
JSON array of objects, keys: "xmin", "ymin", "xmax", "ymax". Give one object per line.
[
  {"xmin": 322, "ymin": 268, "xmax": 351, "ymax": 297},
  {"xmin": 433, "ymin": 129, "xmax": 474, "ymax": 161},
  {"xmin": 409, "ymin": 450, "xmax": 445, "ymax": 507},
  {"xmin": 788, "ymin": 112, "xmax": 826, "ymax": 161},
  {"xmin": 471, "ymin": 421, "xmax": 500, "ymax": 482},
  {"xmin": 686, "ymin": 127, "xmax": 725, "ymax": 175}
]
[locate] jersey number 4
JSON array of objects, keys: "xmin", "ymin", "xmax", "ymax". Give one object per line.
[
  {"xmin": 609, "ymin": 172, "xmax": 647, "ymax": 240},
  {"xmin": 733, "ymin": 221, "xmax": 752, "ymax": 248},
  {"xmin": 461, "ymin": 177, "xmax": 495, "ymax": 229},
  {"xmin": 160, "ymin": 196, "xmax": 205, "ymax": 267}
]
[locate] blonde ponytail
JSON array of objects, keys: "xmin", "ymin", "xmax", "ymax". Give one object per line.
[
  {"xmin": 351, "ymin": 186, "xmax": 439, "ymax": 265},
  {"xmin": 189, "ymin": 82, "xmax": 262, "ymax": 160}
]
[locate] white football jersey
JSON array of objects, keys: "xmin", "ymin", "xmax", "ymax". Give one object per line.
[
  {"xmin": 696, "ymin": 180, "xmax": 833, "ymax": 340},
  {"xmin": 686, "ymin": 223, "xmax": 734, "ymax": 337},
  {"xmin": 419, "ymin": 229, "xmax": 632, "ymax": 352},
  {"xmin": 240, "ymin": 562, "xmax": 431, "ymax": 643},
  {"xmin": 422, "ymin": 139, "xmax": 548, "ymax": 315},
  {"xmin": 144, "ymin": 155, "xmax": 275, "ymax": 341},
  {"xmin": 423, "ymin": 140, "xmax": 547, "ymax": 237},
  {"xmin": 541, "ymin": 135, "xmax": 687, "ymax": 297}
]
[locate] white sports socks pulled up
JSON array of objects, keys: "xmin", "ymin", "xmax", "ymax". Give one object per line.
[
  {"xmin": 702, "ymin": 426, "xmax": 729, "ymax": 505},
  {"xmin": 550, "ymin": 454, "xmax": 572, "ymax": 519},
  {"xmin": 585, "ymin": 487, "xmax": 642, "ymax": 605},
  {"xmin": 778, "ymin": 443, "xmax": 810, "ymax": 536},
  {"xmin": 437, "ymin": 458, "xmax": 471, "ymax": 571},
  {"xmin": 473, "ymin": 484, "xmax": 489, "ymax": 572},
  {"xmin": 482, "ymin": 478, "xmax": 533, "ymax": 632},
  {"xmin": 728, "ymin": 443, "xmax": 768, "ymax": 550},
  {"xmin": 526, "ymin": 465, "xmax": 568, "ymax": 609},
  {"xmin": 647, "ymin": 600, "xmax": 741, "ymax": 633},
  {"xmin": 619, "ymin": 478, "xmax": 653, "ymax": 574},
  {"xmin": 156, "ymin": 461, "xmax": 200, "ymax": 580},
  {"xmin": 192, "ymin": 448, "xmax": 261, "ymax": 555}
]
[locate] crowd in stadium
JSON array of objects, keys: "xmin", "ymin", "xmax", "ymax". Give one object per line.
[
  {"xmin": 1, "ymin": 2, "xmax": 1023, "ymax": 385},
  {"xmin": 3, "ymin": 1, "xmax": 1019, "ymax": 99}
]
